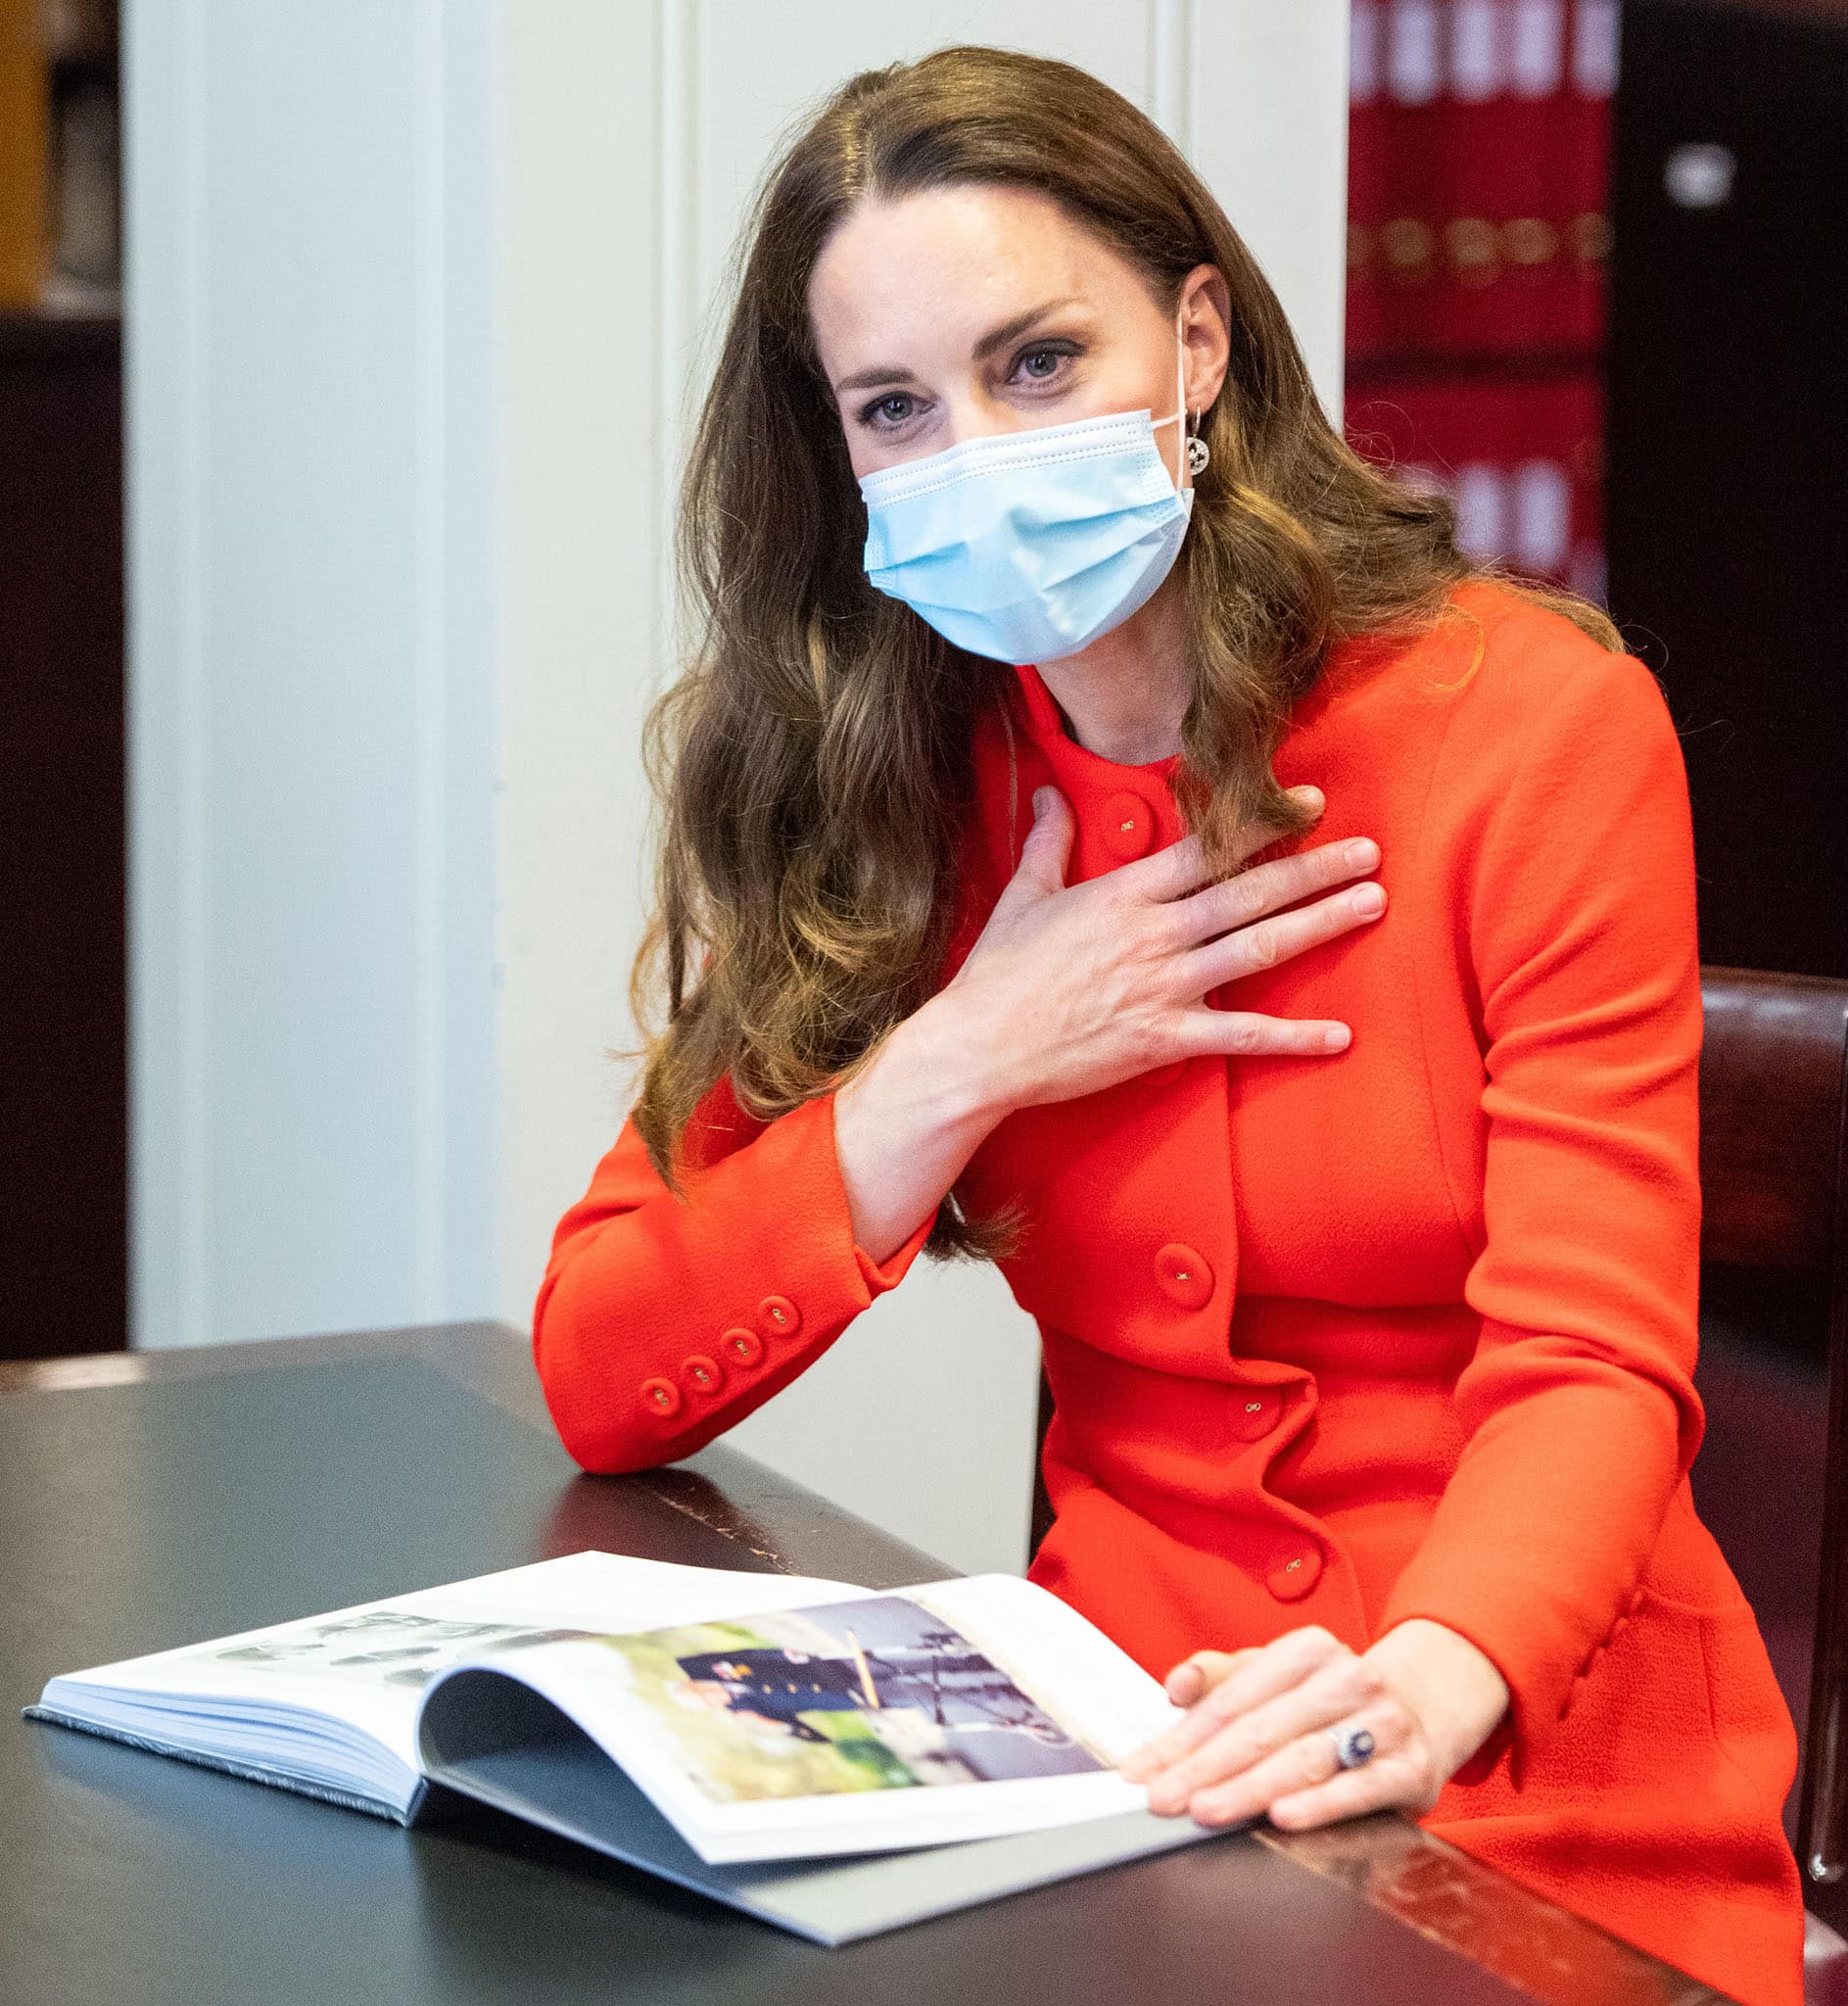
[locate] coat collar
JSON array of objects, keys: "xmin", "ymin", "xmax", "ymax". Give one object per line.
[
  {"xmin": 996, "ymin": 662, "xmax": 1192, "ymax": 887},
  {"xmin": 1008, "ymin": 661, "xmax": 1183, "ymax": 796}
]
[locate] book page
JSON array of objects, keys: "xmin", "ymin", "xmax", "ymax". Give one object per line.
[
  {"xmin": 423, "ymin": 1571, "xmax": 1187, "ymax": 1863},
  {"xmin": 38, "ymin": 1552, "xmax": 868, "ymax": 1774}
]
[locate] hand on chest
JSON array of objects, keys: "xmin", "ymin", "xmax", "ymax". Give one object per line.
[{"xmin": 949, "ymin": 680, "xmax": 1485, "ymax": 1358}]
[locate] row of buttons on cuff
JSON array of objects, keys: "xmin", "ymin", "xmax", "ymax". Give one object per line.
[
  {"xmin": 1154, "ymin": 1239, "xmax": 1319, "ymax": 1596},
  {"xmin": 640, "ymin": 1294, "xmax": 801, "ymax": 1421}
]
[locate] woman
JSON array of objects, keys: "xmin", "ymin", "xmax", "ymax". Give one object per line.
[{"xmin": 531, "ymin": 46, "xmax": 1804, "ymax": 2003}]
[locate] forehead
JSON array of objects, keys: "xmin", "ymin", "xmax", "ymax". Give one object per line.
[{"xmin": 807, "ymin": 183, "xmax": 1147, "ymax": 382}]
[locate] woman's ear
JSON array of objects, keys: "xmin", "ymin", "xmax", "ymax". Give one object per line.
[{"xmin": 1181, "ymin": 263, "xmax": 1233, "ymax": 414}]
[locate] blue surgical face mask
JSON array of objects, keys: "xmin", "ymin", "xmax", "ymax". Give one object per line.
[{"xmin": 857, "ymin": 308, "xmax": 1194, "ymax": 665}]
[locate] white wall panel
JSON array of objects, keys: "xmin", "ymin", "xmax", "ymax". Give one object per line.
[
  {"xmin": 126, "ymin": 0, "xmax": 497, "ymax": 1348},
  {"xmin": 493, "ymin": 3, "xmax": 666, "ymax": 1371}
]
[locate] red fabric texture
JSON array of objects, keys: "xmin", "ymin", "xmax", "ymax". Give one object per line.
[{"xmin": 532, "ymin": 578, "xmax": 1805, "ymax": 2003}]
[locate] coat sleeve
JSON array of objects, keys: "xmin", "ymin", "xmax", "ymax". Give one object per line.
[
  {"xmin": 532, "ymin": 1075, "xmax": 939, "ymax": 1473},
  {"xmin": 1375, "ymin": 643, "xmax": 1707, "ymax": 1789}
]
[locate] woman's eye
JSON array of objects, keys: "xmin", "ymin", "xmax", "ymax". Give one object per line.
[
  {"xmin": 1015, "ymin": 341, "xmax": 1078, "ymax": 386},
  {"xmin": 861, "ymin": 393, "xmax": 917, "ymax": 431}
]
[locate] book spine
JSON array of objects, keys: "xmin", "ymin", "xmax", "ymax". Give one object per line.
[{"xmin": 22, "ymin": 1703, "xmax": 414, "ymax": 1826}]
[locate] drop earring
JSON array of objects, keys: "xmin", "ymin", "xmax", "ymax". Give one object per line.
[{"xmin": 1185, "ymin": 410, "xmax": 1210, "ymax": 477}]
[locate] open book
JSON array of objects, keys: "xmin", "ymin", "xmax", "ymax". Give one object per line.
[{"xmin": 25, "ymin": 1551, "xmax": 1236, "ymax": 1943}]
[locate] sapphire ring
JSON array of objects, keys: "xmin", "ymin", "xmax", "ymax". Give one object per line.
[{"xmin": 1329, "ymin": 1723, "xmax": 1377, "ymax": 1771}]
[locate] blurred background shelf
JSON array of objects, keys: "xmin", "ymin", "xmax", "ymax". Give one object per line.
[
  {"xmin": 0, "ymin": 299, "xmax": 118, "ymax": 350},
  {"xmin": 1, "ymin": 0, "xmax": 124, "ymax": 1360}
]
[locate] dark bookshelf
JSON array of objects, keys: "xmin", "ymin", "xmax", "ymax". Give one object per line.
[{"xmin": 0, "ymin": 302, "xmax": 126, "ymax": 1358}]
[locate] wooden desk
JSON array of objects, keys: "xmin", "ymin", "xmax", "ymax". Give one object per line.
[{"xmin": 0, "ymin": 1321, "xmax": 1732, "ymax": 2005}]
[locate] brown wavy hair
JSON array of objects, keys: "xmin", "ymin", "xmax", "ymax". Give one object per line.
[{"xmin": 617, "ymin": 43, "xmax": 1624, "ymax": 1264}]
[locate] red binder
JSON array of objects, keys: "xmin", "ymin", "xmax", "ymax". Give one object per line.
[{"xmin": 1345, "ymin": 1, "xmax": 1615, "ymax": 588}]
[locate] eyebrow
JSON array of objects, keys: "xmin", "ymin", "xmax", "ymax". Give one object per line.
[{"xmin": 833, "ymin": 296, "xmax": 1085, "ymax": 396}]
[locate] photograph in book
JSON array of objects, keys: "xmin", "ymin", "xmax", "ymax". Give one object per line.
[{"xmin": 601, "ymin": 1595, "xmax": 1109, "ymax": 1802}]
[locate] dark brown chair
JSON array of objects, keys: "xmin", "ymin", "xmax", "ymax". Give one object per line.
[
  {"xmin": 1025, "ymin": 966, "xmax": 1848, "ymax": 1904},
  {"xmin": 1698, "ymin": 967, "xmax": 1848, "ymax": 1901}
]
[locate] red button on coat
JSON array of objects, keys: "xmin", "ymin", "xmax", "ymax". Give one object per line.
[
  {"xmin": 1154, "ymin": 1243, "xmax": 1213, "ymax": 1309},
  {"xmin": 1145, "ymin": 1059, "xmax": 1188, "ymax": 1087},
  {"xmin": 1229, "ymin": 1390, "xmax": 1283, "ymax": 1443},
  {"xmin": 681, "ymin": 1354, "xmax": 725, "ymax": 1398},
  {"xmin": 1101, "ymin": 791, "xmax": 1156, "ymax": 861},
  {"xmin": 640, "ymin": 1376, "xmax": 683, "ymax": 1419},
  {"xmin": 756, "ymin": 1294, "xmax": 801, "ymax": 1339},
  {"xmin": 1267, "ymin": 1546, "xmax": 1323, "ymax": 1601},
  {"xmin": 721, "ymin": 1326, "xmax": 765, "ymax": 1366}
]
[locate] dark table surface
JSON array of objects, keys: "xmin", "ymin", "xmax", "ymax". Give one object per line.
[{"xmin": 0, "ymin": 1320, "xmax": 1733, "ymax": 2006}]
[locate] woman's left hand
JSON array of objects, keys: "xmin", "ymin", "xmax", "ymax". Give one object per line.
[{"xmin": 1116, "ymin": 1618, "xmax": 1510, "ymax": 1832}]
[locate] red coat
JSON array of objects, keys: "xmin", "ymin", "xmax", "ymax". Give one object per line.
[{"xmin": 533, "ymin": 579, "xmax": 1805, "ymax": 2003}]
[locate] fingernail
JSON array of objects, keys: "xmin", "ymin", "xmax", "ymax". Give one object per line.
[{"xmin": 1032, "ymin": 787, "xmax": 1052, "ymax": 818}]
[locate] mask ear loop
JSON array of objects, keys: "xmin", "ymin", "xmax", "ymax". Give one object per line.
[
  {"xmin": 1154, "ymin": 304, "xmax": 1209, "ymax": 482},
  {"xmin": 1152, "ymin": 309, "xmax": 1185, "ymax": 438}
]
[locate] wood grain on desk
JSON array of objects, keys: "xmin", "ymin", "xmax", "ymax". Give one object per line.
[{"xmin": 1, "ymin": 1320, "xmax": 1732, "ymax": 2006}]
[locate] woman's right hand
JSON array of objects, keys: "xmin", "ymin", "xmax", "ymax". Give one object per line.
[
  {"xmin": 939, "ymin": 782, "xmax": 1385, "ymax": 1121},
  {"xmin": 830, "ymin": 780, "xmax": 1384, "ymax": 1266}
]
